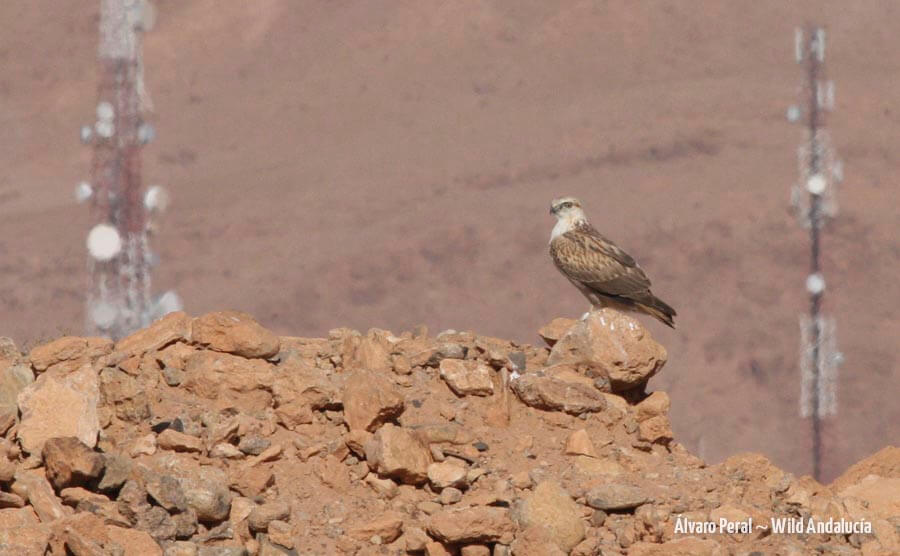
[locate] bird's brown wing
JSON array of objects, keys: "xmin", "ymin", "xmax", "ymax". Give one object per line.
[{"xmin": 550, "ymin": 225, "xmax": 651, "ymax": 297}]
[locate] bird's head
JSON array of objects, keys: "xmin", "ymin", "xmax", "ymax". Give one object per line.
[{"xmin": 550, "ymin": 196, "xmax": 587, "ymax": 222}]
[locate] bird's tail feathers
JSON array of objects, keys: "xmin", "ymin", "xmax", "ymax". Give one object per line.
[{"xmin": 637, "ymin": 295, "xmax": 677, "ymax": 329}]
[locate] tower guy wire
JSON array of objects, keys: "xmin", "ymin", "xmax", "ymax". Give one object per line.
[{"xmin": 788, "ymin": 25, "xmax": 844, "ymax": 481}]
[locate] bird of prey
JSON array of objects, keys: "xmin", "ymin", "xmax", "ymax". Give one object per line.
[{"xmin": 549, "ymin": 196, "xmax": 676, "ymax": 328}]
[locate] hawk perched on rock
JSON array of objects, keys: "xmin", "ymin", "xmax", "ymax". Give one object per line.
[{"xmin": 549, "ymin": 196, "xmax": 677, "ymax": 328}]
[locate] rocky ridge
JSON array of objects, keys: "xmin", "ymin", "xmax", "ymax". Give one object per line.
[{"xmin": 0, "ymin": 308, "xmax": 896, "ymax": 555}]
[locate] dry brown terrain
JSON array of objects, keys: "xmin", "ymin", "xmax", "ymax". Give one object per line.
[
  {"xmin": 0, "ymin": 1, "xmax": 898, "ymax": 484},
  {"xmin": 0, "ymin": 310, "xmax": 897, "ymax": 554}
]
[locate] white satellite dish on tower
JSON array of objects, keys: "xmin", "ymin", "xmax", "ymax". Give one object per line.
[
  {"xmin": 75, "ymin": 182, "xmax": 94, "ymax": 203},
  {"xmin": 95, "ymin": 120, "xmax": 115, "ymax": 139},
  {"xmin": 138, "ymin": 122, "xmax": 155, "ymax": 144},
  {"xmin": 144, "ymin": 185, "xmax": 169, "ymax": 212},
  {"xmin": 151, "ymin": 290, "xmax": 183, "ymax": 320},
  {"xmin": 90, "ymin": 301, "xmax": 118, "ymax": 329},
  {"xmin": 806, "ymin": 273, "xmax": 825, "ymax": 295},
  {"xmin": 96, "ymin": 101, "xmax": 114, "ymax": 122},
  {"xmin": 87, "ymin": 223, "xmax": 122, "ymax": 261},
  {"xmin": 80, "ymin": 125, "xmax": 94, "ymax": 143},
  {"xmin": 806, "ymin": 174, "xmax": 827, "ymax": 195}
]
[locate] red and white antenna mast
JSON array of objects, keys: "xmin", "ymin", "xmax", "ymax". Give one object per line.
[{"xmin": 79, "ymin": 0, "xmax": 177, "ymax": 339}]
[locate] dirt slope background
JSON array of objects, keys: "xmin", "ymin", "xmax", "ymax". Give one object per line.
[{"xmin": 0, "ymin": 1, "xmax": 897, "ymax": 482}]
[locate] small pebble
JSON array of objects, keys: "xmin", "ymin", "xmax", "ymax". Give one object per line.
[{"xmin": 439, "ymin": 487, "xmax": 462, "ymax": 505}]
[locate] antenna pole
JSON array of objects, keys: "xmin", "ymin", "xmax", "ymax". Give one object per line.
[
  {"xmin": 790, "ymin": 25, "xmax": 842, "ymax": 481},
  {"xmin": 80, "ymin": 0, "xmax": 165, "ymax": 339}
]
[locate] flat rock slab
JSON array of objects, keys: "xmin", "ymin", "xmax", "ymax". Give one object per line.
[
  {"xmin": 191, "ymin": 311, "xmax": 280, "ymax": 359},
  {"xmin": 17, "ymin": 362, "xmax": 100, "ymax": 454},
  {"xmin": 426, "ymin": 506, "xmax": 516, "ymax": 544},
  {"xmin": 511, "ymin": 374, "xmax": 606, "ymax": 415},
  {"xmin": 585, "ymin": 484, "xmax": 650, "ymax": 511}
]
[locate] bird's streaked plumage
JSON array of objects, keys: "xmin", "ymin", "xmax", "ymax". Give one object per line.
[{"xmin": 549, "ymin": 196, "xmax": 677, "ymax": 328}]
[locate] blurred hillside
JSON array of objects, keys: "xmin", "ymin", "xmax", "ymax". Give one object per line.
[{"xmin": 0, "ymin": 1, "xmax": 897, "ymax": 481}]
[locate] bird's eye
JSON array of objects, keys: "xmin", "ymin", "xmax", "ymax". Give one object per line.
[{"xmin": 563, "ymin": 202, "xmax": 572, "ymax": 208}]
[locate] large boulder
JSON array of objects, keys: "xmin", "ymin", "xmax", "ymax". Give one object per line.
[
  {"xmin": 513, "ymin": 480, "xmax": 585, "ymax": 552},
  {"xmin": 191, "ymin": 311, "xmax": 280, "ymax": 359},
  {"xmin": 511, "ymin": 373, "xmax": 606, "ymax": 415},
  {"xmin": 426, "ymin": 506, "xmax": 516, "ymax": 544},
  {"xmin": 364, "ymin": 424, "xmax": 432, "ymax": 485},
  {"xmin": 342, "ymin": 369, "xmax": 404, "ymax": 432},
  {"xmin": 28, "ymin": 336, "xmax": 112, "ymax": 373},
  {"xmin": 0, "ymin": 338, "xmax": 33, "ymax": 415},
  {"xmin": 547, "ymin": 309, "xmax": 666, "ymax": 392},
  {"xmin": 17, "ymin": 362, "xmax": 100, "ymax": 454},
  {"xmin": 439, "ymin": 359, "xmax": 494, "ymax": 397},
  {"xmin": 182, "ymin": 350, "xmax": 275, "ymax": 410},
  {"xmin": 112, "ymin": 312, "xmax": 191, "ymax": 362}
]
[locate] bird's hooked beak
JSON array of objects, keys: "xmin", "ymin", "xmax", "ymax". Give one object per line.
[{"xmin": 549, "ymin": 206, "xmax": 556, "ymax": 215}]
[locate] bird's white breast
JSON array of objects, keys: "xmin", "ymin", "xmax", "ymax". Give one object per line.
[{"xmin": 550, "ymin": 215, "xmax": 580, "ymax": 243}]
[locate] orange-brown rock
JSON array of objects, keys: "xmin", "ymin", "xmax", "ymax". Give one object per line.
[
  {"xmin": 0, "ymin": 340, "xmax": 33, "ymax": 415},
  {"xmin": 0, "ymin": 507, "xmax": 51, "ymax": 553},
  {"xmin": 28, "ymin": 336, "xmax": 111, "ymax": 372},
  {"xmin": 439, "ymin": 359, "xmax": 494, "ymax": 397},
  {"xmin": 838, "ymin": 475, "xmax": 900, "ymax": 520},
  {"xmin": 511, "ymin": 373, "xmax": 606, "ymax": 415},
  {"xmin": 12, "ymin": 470, "xmax": 68, "ymax": 523},
  {"xmin": 157, "ymin": 429, "xmax": 204, "ymax": 453},
  {"xmin": 342, "ymin": 369, "xmax": 404, "ymax": 432},
  {"xmin": 538, "ymin": 318, "xmax": 577, "ymax": 347},
  {"xmin": 344, "ymin": 330, "xmax": 394, "ymax": 374},
  {"xmin": 424, "ymin": 541, "xmax": 453, "ymax": 556},
  {"xmin": 585, "ymin": 484, "xmax": 649, "ymax": 511},
  {"xmin": 509, "ymin": 525, "xmax": 567, "ymax": 556},
  {"xmin": 50, "ymin": 511, "xmax": 117, "ymax": 555},
  {"xmin": 363, "ymin": 472, "xmax": 399, "ymax": 498},
  {"xmin": 112, "ymin": 312, "xmax": 191, "ymax": 362},
  {"xmin": 153, "ymin": 342, "xmax": 196, "ymax": 372},
  {"xmin": 635, "ymin": 391, "xmax": 670, "ymax": 421},
  {"xmin": 183, "ymin": 350, "xmax": 274, "ymax": 410},
  {"xmin": 629, "ymin": 536, "xmax": 725, "ymax": 555},
  {"xmin": 247, "ymin": 500, "xmax": 291, "ymax": 532},
  {"xmin": 514, "ymin": 480, "xmax": 585, "ymax": 551},
  {"xmin": 349, "ymin": 511, "xmax": 404, "ymax": 542},
  {"xmin": 426, "ymin": 506, "xmax": 516, "ymax": 544},
  {"xmin": 105, "ymin": 525, "xmax": 163, "ymax": 556},
  {"xmin": 364, "ymin": 424, "xmax": 432, "ymax": 485},
  {"xmin": 17, "ymin": 362, "xmax": 100, "ymax": 454},
  {"xmin": 638, "ymin": 415, "xmax": 674, "ymax": 444},
  {"xmin": 191, "ymin": 311, "xmax": 280, "ymax": 359},
  {"xmin": 43, "ymin": 437, "xmax": 105, "ymax": 490},
  {"xmin": 98, "ymin": 368, "xmax": 150, "ymax": 423},
  {"xmin": 427, "ymin": 461, "xmax": 468, "ymax": 490},
  {"xmin": 564, "ymin": 429, "xmax": 599, "ymax": 458},
  {"xmin": 831, "ymin": 446, "xmax": 900, "ymax": 492},
  {"xmin": 547, "ymin": 309, "xmax": 666, "ymax": 391}
]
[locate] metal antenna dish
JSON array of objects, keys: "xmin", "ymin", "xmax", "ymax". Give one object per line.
[
  {"xmin": 95, "ymin": 120, "xmax": 115, "ymax": 138},
  {"xmin": 87, "ymin": 223, "xmax": 123, "ymax": 261},
  {"xmin": 97, "ymin": 101, "xmax": 115, "ymax": 121},
  {"xmin": 138, "ymin": 122, "xmax": 155, "ymax": 144},
  {"xmin": 144, "ymin": 185, "xmax": 169, "ymax": 212},
  {"xmin": 75, "ymin": 182, "xmax": 94, "ymax": 203},
  {"xmin": 90, "ymin": 301, "xmax": 118, "ymax": 329},
  {"xmin": 80, "ymin": 125, "xmax": 94, "ymax": 143}
]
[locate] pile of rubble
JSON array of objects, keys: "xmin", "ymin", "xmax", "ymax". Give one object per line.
[{"xmin": 0, "ymin": 309, "xmax": 896, "ymax": 555}]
